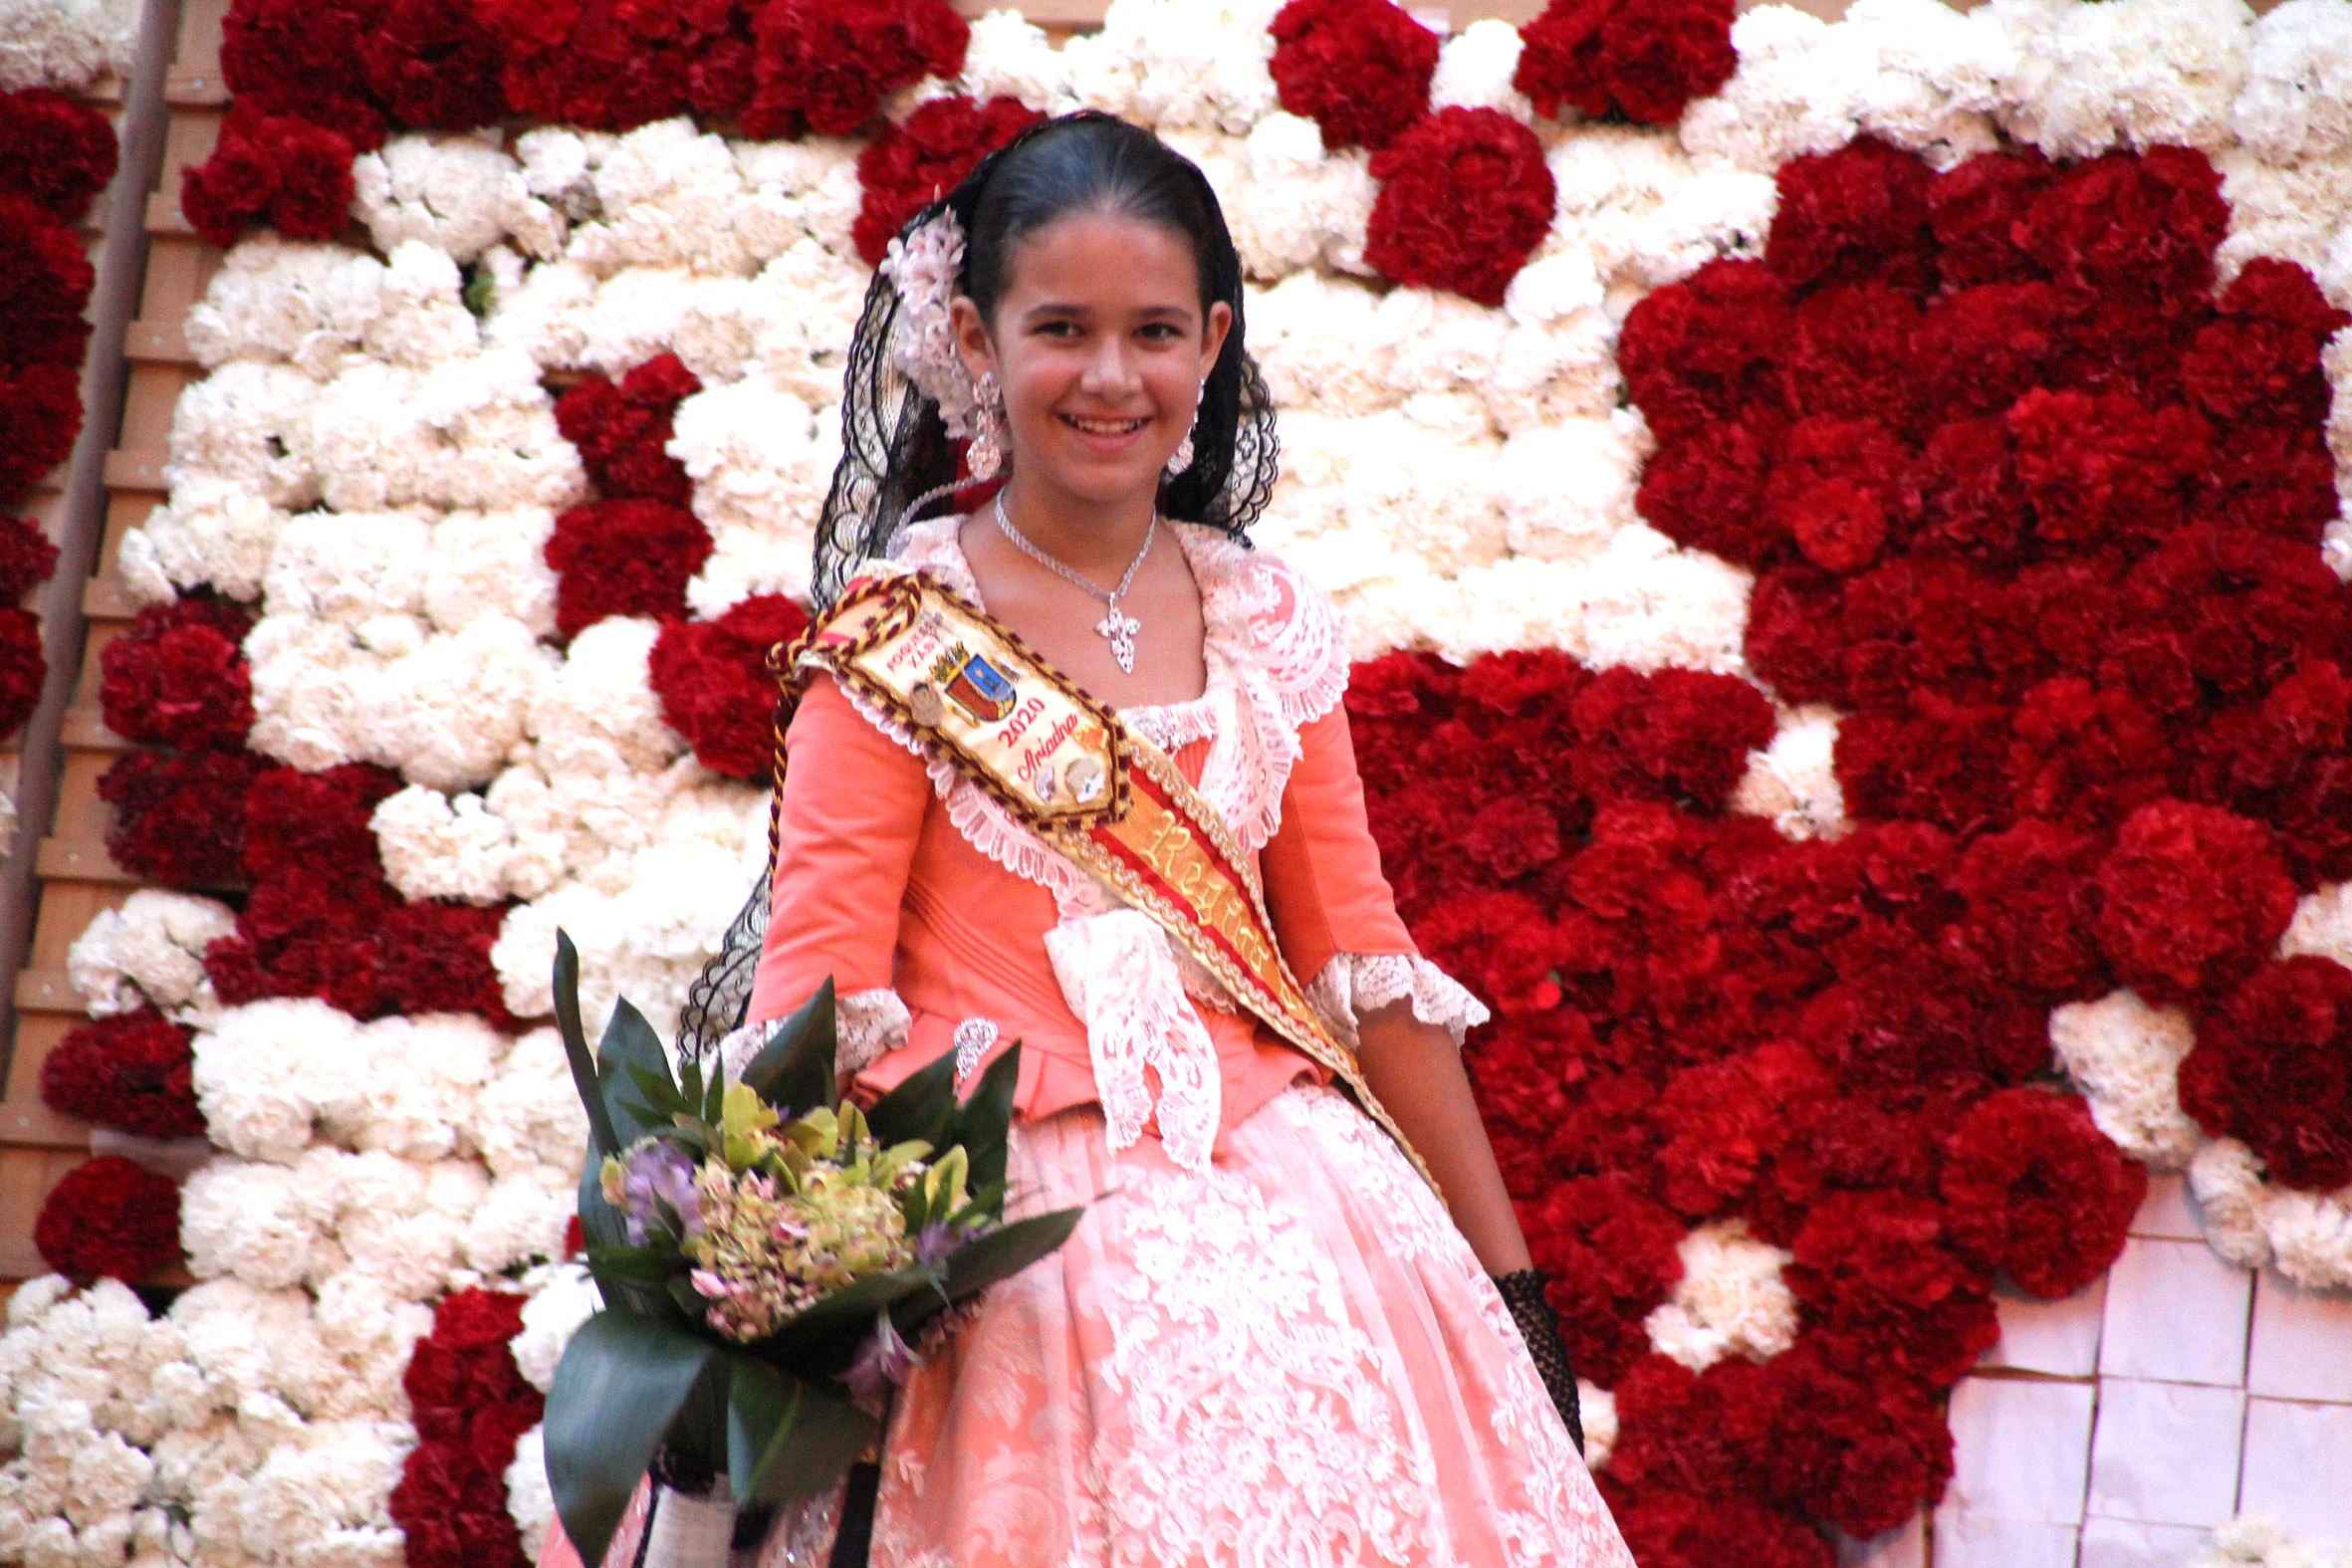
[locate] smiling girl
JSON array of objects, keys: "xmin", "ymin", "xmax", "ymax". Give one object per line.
[{"xmin": 564, "ymin": 111, "xmax": 1632, "ymax": 1568}]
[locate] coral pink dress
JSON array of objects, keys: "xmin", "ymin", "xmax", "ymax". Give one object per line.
[{"xmin": 546, "ymin": 518, "xmax": 1631, "ymax": 1568}]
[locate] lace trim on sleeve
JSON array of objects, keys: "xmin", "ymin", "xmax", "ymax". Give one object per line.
[
  {"xmin": 1305, "ymin": 953, "xmax": 1493, "ymax": 1050},
  {"xmin": 717, "ymin": 988, "xmax": 911, "ymax": 1080}
]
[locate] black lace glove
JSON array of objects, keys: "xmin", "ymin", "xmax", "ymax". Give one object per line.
[{"xmin": 1493, "ymin": 1267, "xmax": 1583, "ymax": 1456}]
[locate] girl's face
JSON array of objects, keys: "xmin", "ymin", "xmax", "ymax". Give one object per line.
[{"xmin": 952, "ymin": 208, "xmax": 1233, "ymax": 513}]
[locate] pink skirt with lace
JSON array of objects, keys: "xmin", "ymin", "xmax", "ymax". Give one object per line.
[
  {"xmin": 545, "ymin": 1083, "xmax": 1631, "ymax": 1568},
  {"xmin": 866, "ymin": 1081, "xmax": 1630, "ymax": 1567}
]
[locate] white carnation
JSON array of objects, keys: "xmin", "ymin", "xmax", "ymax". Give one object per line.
[
  {"xmin": 512, "ymin": 1265, "xmax": 600, "ymax": 1394},
  {"xmin": 1568, "ymin": 526, "xmax": 1754, "ymax": 676},
  {"xmin": 475, "ymin": 1029, "xmax": 590, "ymax": 1177},
  {"xmin": 1251, "ymin": 274, "xmax": 1395, "ymax": 414},
  {"xmin": 332, "ymin": 1152, "xmax": 488, "ymax": 1301},
  {"xmin": 530, "ymin": 617, "xmax": 686, "ymax": 782},
  {"xmin": 1431, "ymin": 20, "xmax": 1531, "ymax": 117},
  {"xmin": 242, "ymin": 610, "xmax": 391, "ymax": 773},
  {"xmin": 515, "ymin": 127, "xmax": 600, "ymax": 217},
  {"xmin": 325, "ymin": 1015, "xmax": 502, "ymax": 1163},
  {"xmin": 1730, "ymin": 706, "xmax": 1848, "ymax": 841},
  {"xmin": 164, "ymin": 360, "xmax": 323, "ymax": 510},
  {"xmin": 67, "ymin": 890, "xmax": 236, "ymax": 1022},
  {"xmin": 1644, "ymin": 1221, "xmax": 1798, "ymax": 1372},
  {"xmin": 0, "ymin": 0, "xmax": 135, "ymax": 93},
  {"xmin": 372, "ymin": 785, "xmax": 522, "ymax": 906},
  {"xmin": 1494, "ymin": 415, "xmax": 1645, "ymax": 561},
  {"xmin": 484, "ymin": 257, "xmax": 600, "ymax": 369},
  {"xmin": 1843, "ymin": 0, "xmax": 2012, "ymax": 167},
  {"xmin": 2189, "ymin": 1138, "xmax": 2273, "ymax": 1269},
  {"xmin": 2234, "ymin": 0, "xmax": 2352, "ymax": 162},
  {"xmin": 958, "ymin": 10, "xmax": 1075, "ymax": 111},
  {"xmin": 180, "ymin": 1159, "xmax": 340, "ymax": 1289},
  {"xmin": 1680, "ymin": 6, "xmax": 1873, "ymax": 173},
  {"xmin": 1227, "ymin": 114, "xmax": 1375, "ymax": 280},
  {"xmin": 506, "ymin": 1424, "xmax": 556, "ymax": 1556},
  {"xmin": 572, "ymin": 117, "xmax": 756, "ymax": 277},
  {"xmin": 671, "ymin": 371, "xmax": 831, "ymax": 613},
  {"xmin": 1067, "ymin": 0, "xmax": 1282, "ymax": 134},
  {"xmin": 367, "ymin": 615, "xmax": 559, "ymax": 790},
  {"xmin": 2262, "ymin": 1187, "xmax": 2352, "ymax": 1290},
  {"xmin": 1995, "ymin": 0, "xmax": 2251, "ymax": 158},
  {"xmin": 192, "ymin": 1000, "xmax": 369, "ymax": 1166},
  {"xmin": 182, "ymin": 236, "xmax": 380, "ymax": 376},
  {"xmin": 1577, "ymin": 1382, "xmax": 1618, "ymax": 1470},
  {"xmin": 416, "ymin": 506, "xmax": 561, "ymax": 637},
  {"xmin": 353, "ymin": 134, "xmax": 565, "ymax": 264},
  {"xmin": 119, "ymin": 475, "xmax": 290, "ymax": 603},
  {"xmin": 730, "ymin": 137, "xmax": 863, "ymax": 263},
  {"xmin": 464, "ymin": 1166, "xmax": 576, "ymax": 1274},
  {"xmin": 63, "ymin": 1433, "xmax": 151, "ymax": 1525},
  {"xmin": 744, "ymin": 239, "xmax": 868, "ymax": 402},
  {"xmin": 2047, "ymin": 989, "xmax": 2204, "ymax": 1168}
]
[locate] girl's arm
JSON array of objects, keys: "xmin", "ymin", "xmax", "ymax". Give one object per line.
[{"xmin": 1353, "ymin": 1005, "xmax": 1532, "ymax": 1272}]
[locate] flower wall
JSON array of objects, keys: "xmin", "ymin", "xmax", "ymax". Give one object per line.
[{"xmin": 8, "ymin": 0, "xmax": 2352, "ymax": 1564}]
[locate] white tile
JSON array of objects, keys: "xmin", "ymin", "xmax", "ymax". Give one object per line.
[
  {"xmin": 2085, "ymin": 1377, "xmax": 2245, "ymax": 1527},
  {"xmin": 2129, "ymin": 1173, "xmax": 2206, "ymax": 1241},
  {"xmin": 1835, "ymin": 1513, "xmax": 1924, "ymax": 1568},
  {"xmin": 2239, "ymin": 1398, "xmax": 2352, "ymax": 1540},
  {"xmin": 1930, "ymin": 1511, "xmax": 2080, "ymax": 1568},
  {"xmin": 2099, "ymin": 1236, "xmax": 2254, "ymax": 1387},
  {"xmin": 1984, "ymin": 1275, "xmax": 2106, "ymax": 1378},
  {"xmin": 2079, "ymin": 1516, "xmax": 2217, "ymax": 1568},
  {"xmin": 2246, "ymin": 1272, "xmax": 2352, "ymax": 1405},
  {"xmin": 1944, "ymin": 1377, "xmax": 2096, "ymax": 1524}
]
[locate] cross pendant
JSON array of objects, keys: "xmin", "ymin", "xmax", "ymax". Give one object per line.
[{"xmin": 1097, "ymin": 601, "xmax": 1141, "ymax": 674}]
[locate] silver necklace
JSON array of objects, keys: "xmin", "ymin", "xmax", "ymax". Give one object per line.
[{"xmin": 992, "ymin": 492, "xmax": 1158, "ymax": 674}]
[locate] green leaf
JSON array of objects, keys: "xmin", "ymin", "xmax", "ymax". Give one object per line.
[
  {"xmin": 864, "ymin": 1047, "xmax": 957, "ymax": 1149},
  {"xmin": 599, "ymin": 1000, "xmax": 675, "ymax": 1149},
  {"xmin": 584, "ymin": 1242, "xmax": 679, "ymax": 1281},
  {"xmin": 738, "ymin": 978, "xmax": 837, "ymax": 1115},
  {"xmin": 891, "ymin": 1208, "xmax": 1085, "ymax": 1342},
  {"xmin": 623, "ymin": 1063, "xmax": 690, "ymax": 1125},
  {"xmin": 554, "ymin": 932, "xmax": 622, "ymax": 1160},
  {"xmin": 544, "ymin": 1312, "xmax": 722, "ymax": 1568},
  {"xmin": 950, "ymin": 1041, "xmax": 1023, "ymax": 1198},
  {"xmin": 759, "ymin": 1268, "xmax": 941, "ymax": 1371},
  {"xmin": 728, "ymin": 1356, "xmax": 879, "ymax": 1502}
]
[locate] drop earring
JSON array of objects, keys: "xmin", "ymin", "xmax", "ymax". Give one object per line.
[
  {"xmin": 967, "ymin": 370, "xmax": 1006, "ymax": 482},
  {"xmin": 1165, "ymin": 396, "xmax": 1199, "ymax": 478}
]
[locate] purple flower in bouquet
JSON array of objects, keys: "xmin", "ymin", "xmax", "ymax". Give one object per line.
[
  {"xmin": 617, "ymin": 1141, "xmax": 701, "ymax": 1245},
  {"xmin": 843, "ymin": 1312, "xmax": 919, "ymax": 1407}
]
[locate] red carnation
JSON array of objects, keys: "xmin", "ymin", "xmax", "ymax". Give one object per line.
[
  {"xmin": 2112, "ymin": 526, "xmax": 2352, "ymax": 710},
  {"xmin": 1941, "ymin": 1088, "xmax": 2145, "ymax": 1298},
  {"xmin": 1618, "ymin": 258, "xmax": 1790, "ymax": 441},
  {"xmin": 380, "ymin": 900, "xmax": 519, "ymax": 1029},
  {"xmin": 554, "ymin": 353, "xmax": 703, "ymax": 504},
  {"xmin": 179, "ymin": 107, "xmax": 357, "ymax": 246},
  {"xmin": 432, "ymin": 1285, "xmax": 531, "ymax": 1350},
  {"xmin": 0, "ymin": 361, "xmax": 80, "ymax": 498},
  {"xmin": 743, "ymin": 0, "xmax": 968, "ymax": 139},
  {"xmin": 1364, "ymin": 109, "xmax": 1554, "ymax": 308},
  {"xmin": 1521, "ymin": 1173, "xmax": 1687, "ymax": 1384},
  {"xmin": 1, "ymin": 193, "xmax": 97, "ymax": 368},
  {"xmin": 2179, "ymin": 957, "xmax": 2352, "ymax": 1192},
  {"xmin": 387, "ymin": 1437, "xmax": 530, "ymax": 1568},
  {"xmin": 1411, "ymin": 888, "xmax": 1575, "ymax": 1014},
  {"xmin": 0, "ymin": 605, "xmax": 43, "ymax": 737},
  {"xmin": 2094, "ymin": 799, "xmax": 2296, "ymax": 1007},
  {"xmin": 207, "ymin": 875, "xmax": 393, "ymax": 1019},
  {"xmin": 850, "ymin": 95, "xmax": 1044, "ymax": 267},
  {"xmin": 1763, "ymin": 414, "xmax": 1911, "ymax": 575},
  {"xmin": 649, "ymin": 593, "xmax": 810, "ymax": 780},
  {"xmin": 1778, "ymin": 284, "xmax": 1924, "ymax": 433},
  {"xmin": 1766, "ymin": 137, "xmax": 1938, "ymax": 296},
  {"xmin": 355, "ymin": 0, "xmax": 510, "ymax": 130},
  {"xmin": 2181, "ymin": 257, "xmax": 2347, "ymax": 431},
  {"xmin": 32, "ymin": 1156, "xmax": 180, "ymax": 1281},
  {"xmin": 1894, "ymin": 415, "xmax": 2026, "ymax": 564},
  {"xmin": 1602, "ymin": 1479, "xmax": 1832, "ymax": 1568},
  {"xmin": 2006, "ymin": 675, "xmax": 2171, "ymax": 834},
  {"xmin": 0, "ymin": 89, "xmax": 118, "ymax": 222},
  {"xmin": 2015, "ymin": 144, "xmax": 2227, "ymax": 308},
  {"xmin": 242, "ymin": 762, "xmax": 401, "ymax": 884},
  {"xmin": 1909, "ymin": 283, "xmax": 2066, "ymax": 427},
  {"xmin": 1514, "ymin": 0, "xmax": 1736, "ymax": 127},
  {"xmin": 476, "ymin": 0, "xmax": 750, "ymax": 129},
  {"xmin": 1787, "ymin": 1189, "xmax": 1999, "ymax": 1388},
  {"xmin": 545, "ymin": 499, "xmax": 714, "ymax": 640},
  {"xmin": 1653, "ymin": 1042, "xmax": 1831, "ymax": 1217},
  {"xmin": 1734, "ymin": 1339, "xmax": 1957, "ymax": 1537},
  {"xmin": 98, "ymin": 749, "xmax": 264, "ymax": 888},
  {"xmin": 0, "ymin": 513, "xmax": 59, "ymax": 600},
  {"xmin": 2006, "ymin": 387, "xmax": 2210, "ymax": 554},
  {"xmin": 218, "ymin": 0, "xmax": 383, "ymax": 145},
  {"xmin": 1269, "ymin": 0, "xmax": 1440, "ymax": 151},
  {"xmin": 1834, "ymin": 697, "xmax": 2014, "ymax": 837},
  {"xmin": 38, "ymin": 1009, "xmax": 205, "ymax": 1139},
  {"xmin": 1926, "ymin": 147, "xmax": 2056, "ymax": 289},
  {"xmin": 1947, "ymin": 820, "xmax": 2108, "ymax": 1002},
  {"xmin": 1636, "ymin": 419, "xmax": 1778, "ymax": 565},
  {"xmin": 2201, "ymin": 420, "xmax": 2339, "ymax": 544},
  {"xmin": 1566, "ymin": 665, "xmax": 1774, "ymax": 811},
  {"xmin": 99, "ymin": 595, "xmax": 255, "ymax": 751}
]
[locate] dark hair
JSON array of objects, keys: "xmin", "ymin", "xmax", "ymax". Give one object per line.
[{"xmin": 810, "ymin": 112, "xmax": 1279, "ymax": 606}]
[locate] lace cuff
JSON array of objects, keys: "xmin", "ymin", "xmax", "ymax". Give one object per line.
[
  {"xmin": 719, "ymin": 988, "xmax": 910, "ymax": 1080},
  {"xmin": 1305, "ymin": 953, "xmax": 1492, "ymax": 1050}
]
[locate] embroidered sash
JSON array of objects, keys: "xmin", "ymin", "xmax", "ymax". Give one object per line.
[{"xmin": 777, "ymin": 565, "xmax": 1438, "ymax": 1191}]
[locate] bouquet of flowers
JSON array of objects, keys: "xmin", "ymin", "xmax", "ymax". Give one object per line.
[{"xmin": 544, "ymin": 932, "xmax": 1084, "ymax": 1564}]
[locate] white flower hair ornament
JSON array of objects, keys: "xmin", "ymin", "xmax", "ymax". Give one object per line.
[{"xmin": 881, "ymin": 208, "xmax": 987, "ymax": 441}]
